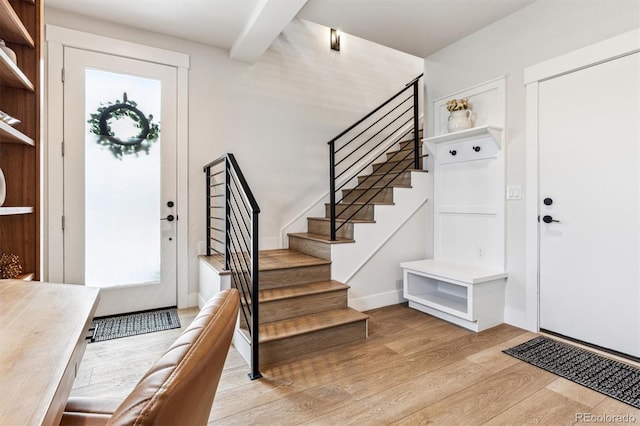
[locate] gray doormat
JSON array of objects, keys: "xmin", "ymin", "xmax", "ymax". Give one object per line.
[
  {"xmin": 503, "ymin": 336, "xmax": 640, "ymax": 409},
  {"xmin": 90, "ymin": 307, "xmax": 181, "ymax": 342}
]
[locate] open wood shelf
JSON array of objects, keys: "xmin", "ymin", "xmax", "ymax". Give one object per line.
[
  {"xmin": 0, "ymin": 0, "xmax": 41, "ymax": 279},
  {"xmin": 0, "ymin": 0, "xmax": 34, "ymax": 47},
  {"xmin": 0, "ymin": 120, "xmax": 34, "ymax": 145},
  {"xmin": 0, "ymin": 48, "xmax": 34, "ymax": 90},
  {"xmin": 0, "ymin": 206, "xmax": 34, "ymax": 215}
]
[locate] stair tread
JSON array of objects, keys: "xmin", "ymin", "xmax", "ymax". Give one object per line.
[
  {"xmin": 362, "ymin": 169, "xmax": 426, "ymax": 178},
  {"xmin": 325, "ymin": 201, "xmax": 395, "ymax": 206},
  {"xmin": 288, "ymin": 232, "xmax": 355, "ymax": 244},
  {"xmin": 259, "ymin": 249, "xmax": 330, "ymax": 271},
  {"xmin": 347, "ymin": 184, "xmax": 412, "ymax": 190},
  {"xmin": 259, "ymin": 308, "xmax": 369, "ymax": 343},
  {"xmin": 259, "ymin": 280, "xmax": 349, "ymax": 302},
  {"xmin": 308, "ymin": 217, "xmax": 375, "ymax": 224}
]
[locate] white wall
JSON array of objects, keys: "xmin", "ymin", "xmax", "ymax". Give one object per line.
[
  {"xmin": 44, "ymin": 8, "xmax": 423, "ymax": 300},
  {"xmin": 423, "ymin": 0, "xmax": 640, "ymax": 330}
]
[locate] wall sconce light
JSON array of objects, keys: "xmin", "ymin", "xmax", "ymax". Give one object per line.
[{"xmin": 330, "ymin": 28, "xmax": 340, "ymax": 52}]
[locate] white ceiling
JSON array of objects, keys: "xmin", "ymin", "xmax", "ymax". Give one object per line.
[
  {"xmin": 45, "ymin": 0, "xmax": 537, "ymax": 60},
  {"xmin": 299, "ymin": 0, "xmax": 537, "ymax": 58}
]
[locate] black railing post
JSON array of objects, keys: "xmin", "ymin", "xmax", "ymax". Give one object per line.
[
  {"xmin": 205, "ymin": 167, "xmax": 212, "ymax": 256},
  {"xmin": 224, "ymin": 158, "xmax": 231, "ymax": 270},
  {"xmin": 412, "ymin": 80, "xmax": 420, "ymax": 170},
  {"xmin": 329, "ymin": 141, "xmax": 337, "ymax": 241},
  {"xmin": 249, "ymin": 211, "xmax": 262, "ymax": 380}
]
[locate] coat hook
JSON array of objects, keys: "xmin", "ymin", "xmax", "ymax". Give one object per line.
[
  {"xmin": 473, "ymin": 146, "xmax": 481, "ymax": 152},
  {"xmin": 449, "ymin": 150, "xmax": 457, "ymax": 156}
]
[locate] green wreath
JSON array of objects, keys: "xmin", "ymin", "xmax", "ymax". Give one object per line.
[{"xmin": 87, "ymin": 92, "xmax": 160, "ymax": 159}]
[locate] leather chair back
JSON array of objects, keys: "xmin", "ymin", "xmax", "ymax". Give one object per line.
[{"xmin": 105, "ymin": 289, "xmax": 239, "ymax": 425}]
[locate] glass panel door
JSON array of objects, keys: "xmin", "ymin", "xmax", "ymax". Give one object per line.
[{"xmin": 63, "ymin": 47, "xmax": 177, "ymax": 316}]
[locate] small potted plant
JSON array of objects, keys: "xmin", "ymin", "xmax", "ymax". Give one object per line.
[{"xmin": 446, "ymin": 98, "xmax": 473, "ymax": 133}]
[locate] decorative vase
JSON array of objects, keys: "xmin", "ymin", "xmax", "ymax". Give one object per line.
[
  {"xmin": 447, "ymin": 109, "xmax": 473, "ymax": 133},
  {"xmin": 0, "ymin": 167, "xmax": 5, "ymax": 207}
]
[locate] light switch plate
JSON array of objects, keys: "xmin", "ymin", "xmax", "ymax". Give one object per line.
[{"xmin": 507, "ymin": 185, "xmax": 522, "ymax": 200}]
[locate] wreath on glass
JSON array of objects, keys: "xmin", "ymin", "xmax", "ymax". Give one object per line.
[{"xmin": 87, "ymin": 92, "xmax": 160, "ymax": 159}]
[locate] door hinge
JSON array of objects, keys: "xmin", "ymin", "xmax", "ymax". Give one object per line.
[
  {"xmin": 61, "ymin": 68, "xmax": 65, "ymax": 83},
  {"xmin": 61, "ymin": 141, "xmax": 64, "ymax": 156},
  {"xmin": 62, "ymin": 215, "xmax": 65, "ymax": 230}
]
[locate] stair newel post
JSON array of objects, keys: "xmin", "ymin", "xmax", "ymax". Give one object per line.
[
  {"xmin": 224, "ymin": 157, "xmax": 231, "ymax": 271},
  {"xmin": 329, "ymin": 140, "xmax": 337, "ymax": 241},
  {"xmin": 205, "ymin": 166, "xmax": 212, "ymax": 256},
  {"xmin": 412, "ymin": 79, "xmax": 420, "ymax": 170},
  {"xmin": 249, "ymin": 210, "xmax": 262, "ymax": 380}
]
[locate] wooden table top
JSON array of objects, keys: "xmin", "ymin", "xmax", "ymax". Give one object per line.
[{"xmin": 0, "ymin": 280, "xmax": 100, "ymax": 425}]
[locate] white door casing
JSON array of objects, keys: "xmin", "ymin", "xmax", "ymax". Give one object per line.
[
  {"xmin": 538, "ymin": 52, "xmax": 639, "ymax": 357},
  {"xmin": 64, "ymin": 47, "xmax": 178, "ymax": 315},
  {"xmin": 45, "ymin": 26, "xmax": 191, "ymax": 310},
  {"xmin": 522, "ymin": 30, "xmax": 640, "ymax": 356}
]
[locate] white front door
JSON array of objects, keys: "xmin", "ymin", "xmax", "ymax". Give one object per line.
[
  {"xmin": 538, "ymin": 52, "xmax": 640, "ymax": 357},
  {"xmin": 63, "ymin": 47, "xmax": 178, "ymax": 316}
]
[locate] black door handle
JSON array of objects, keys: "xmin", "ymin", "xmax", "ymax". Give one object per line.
[
  {"xmin": 161, "ymin": 214, "xmax": 175, "ymax": 222},
  {"xmin": 542, "ymin": 215, "xmax": 560, "ymax": 224}
]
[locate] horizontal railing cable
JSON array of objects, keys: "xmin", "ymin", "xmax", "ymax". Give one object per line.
[
  {"xmin": 328, "ymin": 74, "xmax": 424, "ymax": 240},
  {"xmin": 204, "ymin": 153, "xmax": 262, "ymax": 380}
]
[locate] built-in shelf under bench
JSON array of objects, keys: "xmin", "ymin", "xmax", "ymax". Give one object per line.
[{"xmin": 401, "ymin": 259, "xmax": 507, "ymax": 332}]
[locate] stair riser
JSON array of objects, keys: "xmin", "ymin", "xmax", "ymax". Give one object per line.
[
  {"xmin": 399, "ymin": 138, "xmax": 421, "ymax": 150},
  {"xmin": 386, "ymin": 147, "xmax": 422, "ymax": 162},
  {"xmin": 259, "ymin": 319, "xmax": 368, "ymax": 366},
  {"xmin": 342, "ymin": 187, "xmax": 393, "ymax": 204},
  {"xmin": 357, "ymin": 171, "xmax": 412, "ymax": 187},
  {"xmin": 260, "ymin": 290, "xmax": 348, "ymax": 323},
  {"xmin": 307, "ymin": 218, "xmax": 353, "ymax": 240},
  {"xmin": 325, "ymin": 203, "xmax": 375, "ymax": 221},
  {"xmin": 260, "ymin": 264, "xmax": 331, "ymax": 289},
  {"xmin": 288, "ymin": 235, "xmax": 331, "ymax": 260},
  {"xmin": 372, "ymin": 158, "xmax": 420, "ymax": 174}
]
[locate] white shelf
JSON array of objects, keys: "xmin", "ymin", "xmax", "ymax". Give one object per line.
[
  {"xmin": 0, "ymin": 120, "xmax": 34, "ymax": 145},
  {"xmin": 401, "ymin": 259, "xmax": 507, "ymax": 285},
  {"xmin": 423, "ymin": 125, "xmax": 503, "ymax": 149},
  {"xmin": 0, "ymin": 206, "xmax": 34, "ymax": 215},
  {"xmin": 402, "ymin": 261, "xmax": 507, "ymax": 331}
]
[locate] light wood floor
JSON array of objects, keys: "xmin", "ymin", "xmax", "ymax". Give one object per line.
[{"xmin": 71, "ymin": 304, "xmax": 640, "ymax": 425}]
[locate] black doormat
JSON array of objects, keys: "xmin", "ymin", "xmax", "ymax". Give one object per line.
[
  {"xmin": 503, "ymin": 336, "xmax": 640, "ymax": 409},
  {"xmin": 90, "ymin": 307, "xmax": 181, "ymax": 343}
]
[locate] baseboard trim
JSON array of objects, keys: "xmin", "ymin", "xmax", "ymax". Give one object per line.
[{"xmin": 349, "ymin": 289, "xmax": 405, "ymax": 312}]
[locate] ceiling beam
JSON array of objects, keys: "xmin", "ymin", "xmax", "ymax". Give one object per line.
[{"xmin": 230, "ymin": 0, "xmax": 308, "ymax": 64}]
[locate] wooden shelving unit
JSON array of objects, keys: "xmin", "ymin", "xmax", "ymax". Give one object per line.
[
  {"xmin": 0, "ymin": 0, "xmax": 35, "ymax": 47},
  {"xmin": 0, "ymin": 0, "xmax": 41, "ymax": 279}
]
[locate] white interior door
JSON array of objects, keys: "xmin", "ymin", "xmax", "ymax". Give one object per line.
[
  {"xmin": 63, "ymin": 47, "xmax": 178, "ymax": 316},
  {"xmin": 539, "ymin": 52, "xmax": 640, "ymax": 358}
]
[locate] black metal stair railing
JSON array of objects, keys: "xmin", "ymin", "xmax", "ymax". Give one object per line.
[
  {"xmin": 328, "ymin": 74, "xmax": 424, "ymax": 240},
  {"xmin": 204, "ymin": 153, "xmax": 262, "ymax": 380}
]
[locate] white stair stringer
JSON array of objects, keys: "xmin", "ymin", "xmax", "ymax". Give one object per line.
[{"xmin": 331, "ymin": 171, "xmax": 429, "ymax": 311}]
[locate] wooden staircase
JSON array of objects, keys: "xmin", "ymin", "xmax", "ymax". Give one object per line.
[
  {"xmin": 289, "ymin": 137, "xmax": 424, "ymax": 260},
  {"xmin": 244, "ymin": 134, "xmax": 424, "ymax": 367},
  {"xmin": 255, "ymin": 249, "xmax": 367, "ymax": 366}
]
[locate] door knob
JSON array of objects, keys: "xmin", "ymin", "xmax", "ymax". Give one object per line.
[
  {"xmin": 542, "ymin": 215, "xmax": 559, "ymax": 224},
  {"xmin": 161, "ymin": 214, "xmax": 175, "ymax": 222}
]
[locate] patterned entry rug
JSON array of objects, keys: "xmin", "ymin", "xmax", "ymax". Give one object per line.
[
  {"xmin": 503, "ymin": 336, "xmax": 640, "ymax": 409},
  {"xmin": 90, "ymin": 307, "xmax": 181, "ymax": 343}
]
